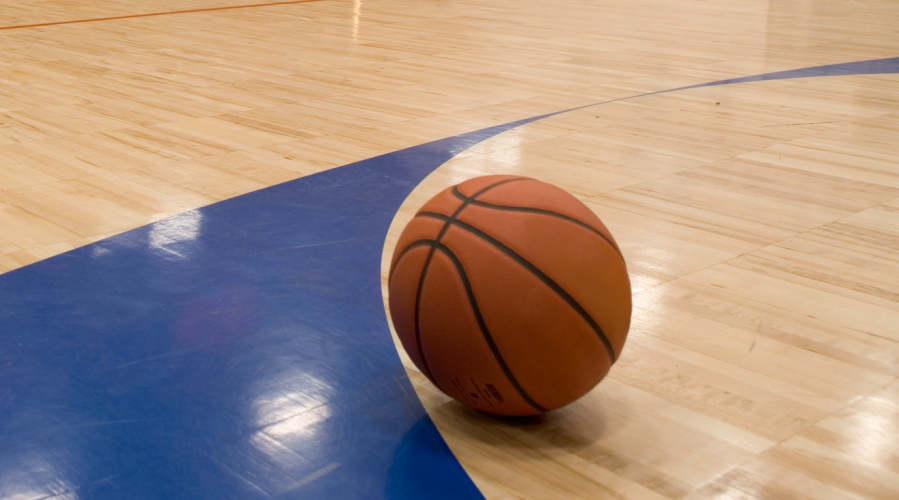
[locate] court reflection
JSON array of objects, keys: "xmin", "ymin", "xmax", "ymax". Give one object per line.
[
  {"xmin": 0, "ymin": 454, "xmax": 77, "ymax": 500},
  {"xmin": 251, "ymin": 367, "xmax": 335, "ymax": 457},
  {"xmin": 148, "ymin": 211, "xmax": 203, "ymax": 261}
]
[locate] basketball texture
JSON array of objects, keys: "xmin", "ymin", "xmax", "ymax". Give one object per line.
[{"xmin": 388, "ymin": 175, "xmax": 631, "ymax": 416}]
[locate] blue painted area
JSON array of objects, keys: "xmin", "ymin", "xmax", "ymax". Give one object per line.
[
  {"xmin": 0, "ymin": 58, "xmax": 896, "ymax": 499},
  {"xmin": 0, "ymin": 121, "xmax": 540, "ymax": 499}
]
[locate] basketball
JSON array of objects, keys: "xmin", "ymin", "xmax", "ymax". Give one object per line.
[{"xmin": 388, "ymin": 175, "xmax": 631, "ymax": 416}]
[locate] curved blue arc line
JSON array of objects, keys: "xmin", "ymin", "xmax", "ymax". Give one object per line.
[
  {"xmin": 467, "ymin": 57, "xmax": 899, "ymax": 129},
  {"xmin": 0, "ymin": 57, "xmax": 896, "ymax": 500},
  {"xmin": 677, "ymin": 56, "xmax": 899, "ymax": 90},
  {"xmin": 543, "ymin": 56, "xmax": 899, "ymax": 117}
]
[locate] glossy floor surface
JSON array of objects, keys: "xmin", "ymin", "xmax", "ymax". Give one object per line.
[{"xmin": 1, "ymin": 0, "xmax": 898, "ymax": 499}]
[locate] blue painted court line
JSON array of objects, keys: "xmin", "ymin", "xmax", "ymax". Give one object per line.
[
  {"xmin": 678, "ymin": 56, "xmax": 899, "ymax": 89},
  {"xmin": 0, "ymin": 57, "xmax": 896, "ymax": 499}
]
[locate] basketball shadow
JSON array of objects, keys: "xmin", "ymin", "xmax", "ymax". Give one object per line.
[{"xmin": 434, "ymin": 397, "xmax": 609, "ymax": 455}]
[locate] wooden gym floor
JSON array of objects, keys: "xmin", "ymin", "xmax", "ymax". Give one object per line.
[{"xmin": 1, "ymin": 0, "xmax": 898, "ymax": 498}]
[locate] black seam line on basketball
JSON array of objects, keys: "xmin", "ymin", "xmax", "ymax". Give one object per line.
[
  {"xmin": 449, "ymin": 186, "xmax": 624, "ymax": 261},
  {"xmin": 417, "ymin": 211, "xmax": 618, "ymax": 364},
  {"xmin": 389, "ymin": 238, "xmax": 450, "ymax": 394},
  {"xmin": 433, "ymin": 242, "xmax": 548, "ymax": 413},
  {"xmin": 388, "ymin": 240, "xmax": 437, "ymax": 285},
  {"xmin": 410, "ymin": 177, "xmax": 533, "ymax": 388}
]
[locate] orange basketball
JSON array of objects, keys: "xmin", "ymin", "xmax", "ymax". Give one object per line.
[{"xmin": 388, "ymin": 175, "xmax": 631, "ymax": 416}]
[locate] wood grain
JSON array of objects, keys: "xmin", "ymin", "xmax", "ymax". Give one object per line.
[{"xmin": 1, "ymin": 0, "xmax": 898, "ymax": 498}]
